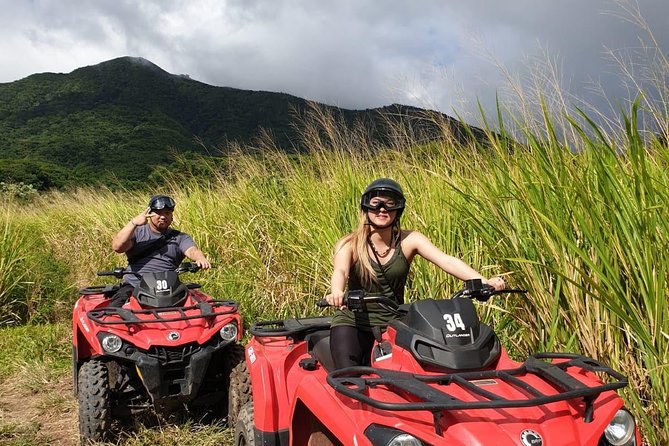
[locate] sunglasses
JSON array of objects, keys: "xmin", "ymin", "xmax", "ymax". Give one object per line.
[{"xmin": 149, "ymin": 196, "xmax": 175, "ymax": 211}]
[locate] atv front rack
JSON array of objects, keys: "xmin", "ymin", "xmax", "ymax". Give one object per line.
[
  {"xmin": 327, "ymin": 353, "xmax": 627, "ymax": 434},
  {"xmin": 87, "ymin": 300, "xmax": 238, "ymax": 325}
]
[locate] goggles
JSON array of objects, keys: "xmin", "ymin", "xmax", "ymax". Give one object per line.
[
  {"xmin": 149, "ymin": 196, "xmax": 176, "ymax": 211},
  {"xmin": 361, "ymin": 195, "xmax": 405, "ymax": 212}
]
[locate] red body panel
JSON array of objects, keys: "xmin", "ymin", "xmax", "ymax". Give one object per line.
[
  {"xmin": 73, "ymin": 290, "xmax": 241, "ymax": 358},
  {"xmin": 245, "ymin": 325, "xmax": 639, "ymax": 446}
]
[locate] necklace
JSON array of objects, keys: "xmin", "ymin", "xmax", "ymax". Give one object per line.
[{"xmin": 369, "ymin": 239, "xmax": 392, "ymax": 258}]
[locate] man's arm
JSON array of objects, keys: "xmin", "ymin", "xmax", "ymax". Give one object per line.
[
  {"xmin": 112, "ymin": 208, "xmax": 151, "ymax": 253},
  {"xmin": 184, "ymin": 246, "xmax": 211, "ymax": 269}
]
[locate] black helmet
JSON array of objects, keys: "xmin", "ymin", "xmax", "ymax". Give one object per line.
[
  {"xmin": 149, "ymin": 195, "xmax": 175, "ymax": 211},
  {"xmin": 360, "ymin": 178, "xmax": 405, "ymax": 217}
]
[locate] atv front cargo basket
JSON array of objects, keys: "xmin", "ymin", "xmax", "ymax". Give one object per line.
[
  {"xmin": 327, "ymin": 353, "xmax": 627, "ymax": 429},
  {"xmin": 87, "ymin": 300, "xmax": 238, "ymax": 325}
]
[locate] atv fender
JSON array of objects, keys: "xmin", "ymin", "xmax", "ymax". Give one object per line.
[
  {"xmin": 72, "ymin": 324, "xmax": 102, "ymax": 393},
  {"xmin": 291, "ymin": 376, "xmax": 362, "ymax": 444},
  {"xmin": 247, "ymin": 345, "xmax": 285, "ymax": 433}
]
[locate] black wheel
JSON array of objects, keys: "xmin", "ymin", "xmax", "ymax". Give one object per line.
[
  {"xmin": 234, "ymin": 401, "xmax": 255, "ymax": 446},
  {"xmin": 77, "ymin": 359, "xmax": 112, "ymax": 443},
  {"xmin": 226, "ymin": 344, "xmax": 251, "ymax": 426}
]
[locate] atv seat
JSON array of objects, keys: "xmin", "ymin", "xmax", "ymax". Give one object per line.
[{"xmin": 306, "ymin": 331, "xmax": 336, "ymax": 372}]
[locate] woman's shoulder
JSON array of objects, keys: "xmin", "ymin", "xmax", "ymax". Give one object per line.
[
  {"xmin": 335, "ymin": 232, "xmax": 354, "ymax": 245},
  {"xmin": 400, "ymin": 229, "xmax": 424, "ymax": 241},
  {"xmin": 399, "ymin": 229, "xmax": 431, "ymax": 252},
  {"xmin": 334, "ymin": 233, "xmax": 354, "ymax": 252}
]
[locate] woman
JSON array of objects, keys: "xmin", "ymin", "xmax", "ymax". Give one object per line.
[{"xmin": 326, "ymin": 178, "xmax": 505, "ymax": 369}]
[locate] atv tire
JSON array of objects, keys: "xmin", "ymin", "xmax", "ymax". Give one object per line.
[
  {"xmin": 234, "ymin": 401, "xmax": 255, "ymax": 446},
  {"xmin": 227, "ymin": 344, "xmax": 251, "ymax": 426},
  {"xmin": 77, "ymin": 359, "xmax": 112, "ymax": 443}
]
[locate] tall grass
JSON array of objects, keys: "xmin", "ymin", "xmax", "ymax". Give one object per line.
[
  {"xmin": 1, "ymin": 99, "xmax": 667, "ymax": 441},
  {"xmin": 0, "ymin": 204, "xmax": 72, "ymax": 323}
]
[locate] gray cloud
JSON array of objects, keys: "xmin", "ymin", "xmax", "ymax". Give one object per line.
[{"xmin": 0, "ymin": 0, "xmax": 666, "ymax": 123}]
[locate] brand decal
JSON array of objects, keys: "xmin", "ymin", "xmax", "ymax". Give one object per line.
[
  {"xmin": 167, "ymin": 331, "xmax": 180, "ymax": 341},
  {"xmin": 80, "ymin": 316, "xmax": 90, "ymax": 333},
  {"xmin": 443, "ymin": 332, "xmax": 471, "ymax": 338},
  {"xmin": 248, "ymin": 346, "xmax": 257, "ymax": 363},
  {"xmin": 520, "ymin": 429, "xmax": 543, "ymax": 446}
]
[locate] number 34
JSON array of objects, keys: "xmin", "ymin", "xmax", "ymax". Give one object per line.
[{"xmin": 443, "ymin": 313, "xmax": 466, "ymax": 331}]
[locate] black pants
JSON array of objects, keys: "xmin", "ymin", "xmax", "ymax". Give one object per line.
[
  {"xmin": 330, "ymin": 325, "xmax": 376, "ymax": 369},
  {"xmin": 109, "ymin": 283, "xmax": 134, "ymax": 307}
]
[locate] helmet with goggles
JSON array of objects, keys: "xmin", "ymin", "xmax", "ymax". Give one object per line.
[
  {"xmin": 360, "ymin": 178, "xmax": 405, "ymax": 217},
  {"xmin": 149, "ymin": 195, "xmax": 176, "ymax": 211}
]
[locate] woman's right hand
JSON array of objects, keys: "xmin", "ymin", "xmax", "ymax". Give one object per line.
[{"xmin": 326, "ymin": 289, "xmax": 345, "ymax": 307}]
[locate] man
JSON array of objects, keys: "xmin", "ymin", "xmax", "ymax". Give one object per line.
[{"xmin": 110, "ymin": 194, "xmax": 211, "ymax": 305}]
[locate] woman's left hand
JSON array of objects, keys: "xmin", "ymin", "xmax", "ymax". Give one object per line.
[{"xmin": 487, "ymin": 276, "xmax": 506, "ymax": 291}]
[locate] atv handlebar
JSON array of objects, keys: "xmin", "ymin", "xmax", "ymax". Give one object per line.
[
  {"xmin": 97, "ymin": 267, "xmax": 139, "ymax": 279},
  {"xmin": 317, "ymin": 279, "xmax": 527, "ymax": 310},
  {"xmin": 317, "ymin": 290, "xmax": 403, "ymax": 316},
  {"xmin": 175, "ymin": 262, "xmax": 202, "ymax": 273},
  {"xmin": 455, "ymin": 278, "xmax": 527, "ymax": 302},
  {"xmin": 96, "ymin": 262, "xmax": 204, "ymax": 279}
]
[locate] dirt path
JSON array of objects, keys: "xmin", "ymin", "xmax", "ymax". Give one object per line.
[{"xmin": 0, "ymin": 373, "xmax": 78, "ymax": 445}]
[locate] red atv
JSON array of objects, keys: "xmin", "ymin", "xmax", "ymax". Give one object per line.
[
  {"xmin": 72, "ymin": 262, "xmax": 244, "ymax": 443},
  {"xmin": 232, "ymin": 279, "xmax": 642, "ymax": 446}
]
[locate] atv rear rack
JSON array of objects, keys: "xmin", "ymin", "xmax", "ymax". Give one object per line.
[
  {"xmin": 327, "ymin": 353, "xmax": 627, "ymax": 434},
  {"xmin": 250, "ymin": 316, "xmax": 332, "ymax": 341},
  {"xmin": 87, "ymin": 300, "xmax": 238, "ymax": 325}
]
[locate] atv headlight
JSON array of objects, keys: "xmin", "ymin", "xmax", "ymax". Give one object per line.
[
  {"xmin": 101, "ymin": 334, "xmax": 123, "ymax": 353},
  {"xmin": 365, "ymin": 424, "xmax": 425, "ymax": 446},
  {"xmin": 219, "ymin": 322, "xmax": 238, "ymax": 341},
  {"xmin": 604, "ymin": 409, "xmax": 635, "ymax": 446}
]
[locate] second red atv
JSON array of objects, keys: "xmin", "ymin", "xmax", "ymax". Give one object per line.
[
  {"xmin": 72, "ymin": 262, "xmax": 244, "ymax": 443},
  {"xmin": 232, "ymin": 279, "xmax": 642, "ymax": 446}
]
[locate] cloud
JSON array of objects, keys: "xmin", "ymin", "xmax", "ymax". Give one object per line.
[{"xmin": 0, "ymin": 0, "xmax": 666, "ymax": 122}]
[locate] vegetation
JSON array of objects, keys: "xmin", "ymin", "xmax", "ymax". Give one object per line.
[{"xmin": 0, "ymin": 56, "xmax": 467, "ymax": 190}]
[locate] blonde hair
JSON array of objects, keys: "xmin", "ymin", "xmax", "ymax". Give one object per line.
[{"xmin": 335, "ymin": 210, "xmax": 401, "ymax": 288}]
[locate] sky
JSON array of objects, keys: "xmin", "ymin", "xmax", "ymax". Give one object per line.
[{"xmin": 0, "ymin": 0, "xmax": 667, "ymax": 123}]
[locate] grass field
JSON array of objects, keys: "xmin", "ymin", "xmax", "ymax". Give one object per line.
[{"xmin": 2, "ymin": 104, "xmax": 667, "ymax": 444}]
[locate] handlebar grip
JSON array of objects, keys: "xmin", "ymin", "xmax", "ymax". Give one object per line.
[
  {"xmin": 316, "ymin": 299, "xmax": 331, "ymax": 308},
  {"xmin": 97, "ymin": 271, "xmax": 116, "ymax": 276}
]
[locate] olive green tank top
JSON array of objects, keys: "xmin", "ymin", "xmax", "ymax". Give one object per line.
[{"xmin": 331, "ymin": 241, "xmax": 410, "ymax": 330}]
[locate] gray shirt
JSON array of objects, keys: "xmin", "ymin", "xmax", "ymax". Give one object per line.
[{"xmin": 124, "ymin": 225, "xmax": 195, "ymax": 286}]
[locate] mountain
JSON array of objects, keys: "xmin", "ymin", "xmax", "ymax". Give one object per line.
[{"xmin": 0, "ymin": 57, "xmax": 481, "ymax": 189}]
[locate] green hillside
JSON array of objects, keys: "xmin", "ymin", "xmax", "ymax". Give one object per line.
[{"xmin": 0, "ymin": 57, "xmax": 477, "ymax": 190}]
